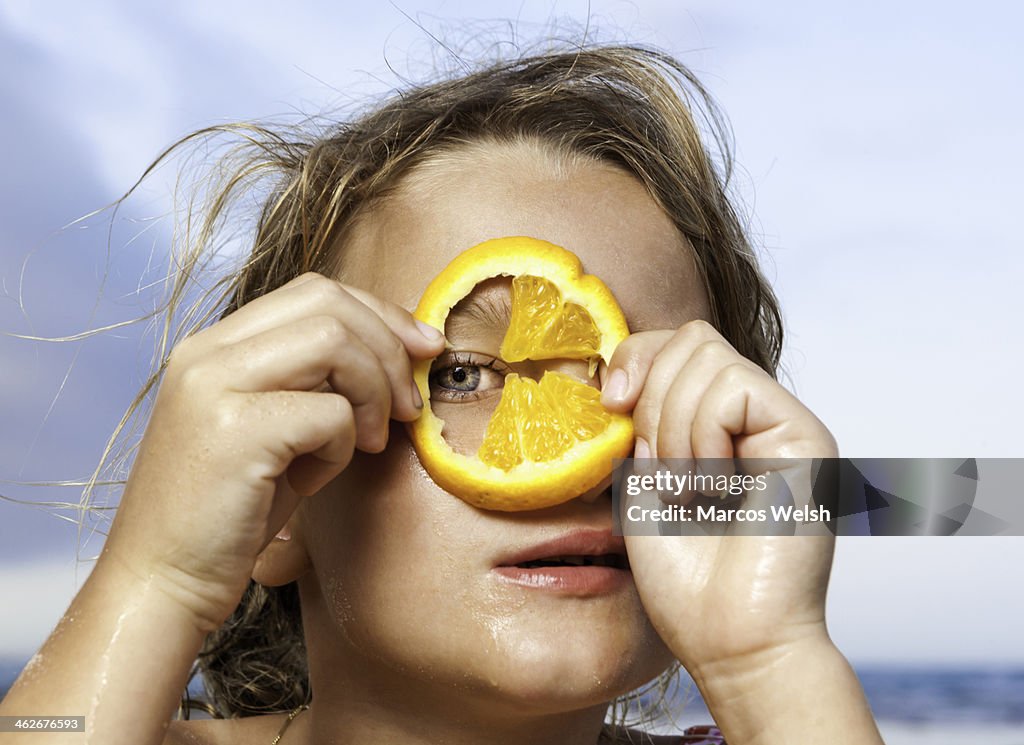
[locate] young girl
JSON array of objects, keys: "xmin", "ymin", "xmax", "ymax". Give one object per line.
[{"xmin": 1, "ymin": 45, "xmax": 883, "ymax": 744}]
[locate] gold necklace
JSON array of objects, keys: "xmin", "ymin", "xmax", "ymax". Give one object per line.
[{"xmin": 270, "ymin": 704, "xmax": 309, "ymax": 745}]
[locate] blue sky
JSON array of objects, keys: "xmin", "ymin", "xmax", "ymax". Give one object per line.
[{"xmin": 1, "ymin": 0, "xmax": 1022, "ymax": 665}]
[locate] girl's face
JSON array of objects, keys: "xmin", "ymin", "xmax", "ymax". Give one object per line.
[{"xmin": 297, "ymin": 140, "xmax": 709, "ymax": 713}]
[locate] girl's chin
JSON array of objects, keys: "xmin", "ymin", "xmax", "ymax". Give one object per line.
[
  {"xmin": 478, "ymin": 664, "xmax": 669, "ymax": 715},
  {"xmin": 467, "ymin": 636, "xmax": 673, "ymax": 711}
]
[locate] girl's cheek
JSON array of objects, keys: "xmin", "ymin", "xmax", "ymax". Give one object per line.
[{"xmin": 432, "ymin": 397, "xmax": 502, "ymax": 456}]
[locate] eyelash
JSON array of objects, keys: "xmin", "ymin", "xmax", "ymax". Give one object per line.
[{"xmin": 429, "ymin": 351, "xmax": 509, "ymax": 401}]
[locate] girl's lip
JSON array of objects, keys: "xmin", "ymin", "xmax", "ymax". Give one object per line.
[
  {"xmin": 492, "ymin": 565, "xmax": 631, "ymax": 595},
  {"xmin": 492, "ymin": 528, "xmax": 631, "ymax": 596},
  {"xmin": 495, "ymin": 528, "xmax": 627, "ymax": 568}
]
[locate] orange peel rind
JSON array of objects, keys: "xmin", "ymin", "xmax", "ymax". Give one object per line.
[{"xmin": 409, "ymin": 236, "xmax": 634, "ymax": 511}]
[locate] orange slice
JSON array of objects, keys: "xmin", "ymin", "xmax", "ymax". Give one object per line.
[{"xmin": 409, "ymin": 236, "xmax": 633, "ymax": 511}]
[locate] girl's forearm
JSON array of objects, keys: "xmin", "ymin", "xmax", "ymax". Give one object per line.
[
  {"xmin": 0, "ymin": 549, "xmax": 209, "ymax": 745},
  {"xmin": 692, "ymin": 635, "xmax": 884, "ymax": 745}
]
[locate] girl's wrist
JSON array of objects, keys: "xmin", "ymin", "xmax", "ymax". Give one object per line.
[
  {"xmin": 97, "ymin": 541, "xmax": 231, "ymax": 637},
  {"xmin": 690, "ymin": 633, "xmax": 884, "ymax": 745}
]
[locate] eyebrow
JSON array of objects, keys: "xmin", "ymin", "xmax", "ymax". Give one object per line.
[{"xmin": 446, "ymin": 287, "xmax": 512, "ymax": 335}]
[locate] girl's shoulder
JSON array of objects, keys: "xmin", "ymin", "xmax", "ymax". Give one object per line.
[{"xmin": 163, "ymin": 714, "xmax": 290, "ymax": 745}]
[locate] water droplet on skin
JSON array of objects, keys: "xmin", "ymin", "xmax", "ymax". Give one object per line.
[
  {"xmin": 88, "ymin": 578, "xmax": 153, "ymax": 738},
  {"xmin": 18, "ymin": 651, "xmax": 47, "ymax": 683}
]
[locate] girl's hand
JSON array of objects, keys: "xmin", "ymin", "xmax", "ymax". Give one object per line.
[
  {"xmin": 601, "ymin": 320, "xmax": 837, "ymax": 685},
  {"xmin": 103, "ymin": 273, "xmax": 445, "ymax": 632}
]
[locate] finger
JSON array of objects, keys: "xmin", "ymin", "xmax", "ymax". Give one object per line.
[
  {"xmin": 187, "ymin": 272, "xmax": 321, "ymax": 348},
  {"xmin": 287, "ymin": 448, "xmax": 353, "ymax": 497},
  {"xmin": 207, "ymin": 316, "xmax": 397, "ymax": 451},
  {"xmin": 632, "ymin": 321, "xmax": 754, "ymax": 455},
  {"xmin": 197, "ymin": 273, "xmax": 445, "ymax": 359},
  {"xmin": 655, "ymin": 341, "xmax": 764, "ymax": 495},
  {"xmin": 691, "ymin": 363, "xmax": 783, "ymax": 461},
  {"xmin": 227, "ymin": 279, "xmax": 435, "ymax": 418},
  {"xmin": 241, "ymin": 389, "xmax": 357, "ymax": 496},
  {"xmin": 340, "ymin": 284, "xmax": 446, "ymax": 358},
  {"xmin": 655, "ymin": 340, "xmax": 749, "ymax": 460},
  {"xmin": 693, "ymin": 365, "xmax": 838, "ymax": 463},
  {"xmin": 599, "ymin": 329, "xmax": 676, "ymax": 411}
]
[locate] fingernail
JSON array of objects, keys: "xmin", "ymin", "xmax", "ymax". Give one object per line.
[
  {"xmin": 601, "ymin": 368, "xmax": 629, "ymax": 404},
  {"xmin": 274, "ymin": 525, "xmax": 292, "ymax": 542},
  {"xmin": 415, "ymin": 320, "xmax": 444, "ymax": 343},
  {"xmin": 634, "ymin": 438, "xmax": 650, "ymax": 460},
  {"xmin": 411, "ymin": 381, "xmax": 423, "ymax": 409}
]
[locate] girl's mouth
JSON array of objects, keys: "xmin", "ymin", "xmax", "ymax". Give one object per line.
[
  {"xmin": 514, "ymin": 553, "xmax": 629, "ymax": 569},
  {"xmin": 493, "ymin": 529, "xmax": 632, "ymax": 595}
]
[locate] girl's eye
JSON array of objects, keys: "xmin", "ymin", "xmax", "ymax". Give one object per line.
[
  {"xmin": 435, "ymin": 365, "xmax": 482, "ymax": 391},
  {"xmin": 429, "ymin": 353, "xmax": 507, "ymax": 401}
]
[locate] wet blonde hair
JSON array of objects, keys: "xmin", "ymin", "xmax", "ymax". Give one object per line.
[{"xmin": 89, "ymin": 42, "xmax": 781, "ymax": 726}]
